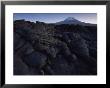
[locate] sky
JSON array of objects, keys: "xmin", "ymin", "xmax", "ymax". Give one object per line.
[{"xmin": 13, "ymin": 13, "xmax": 97, "ymax": 24}]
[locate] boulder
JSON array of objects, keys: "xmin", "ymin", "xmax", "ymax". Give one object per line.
[{"xmin": 22, "ymin": 52, "xmax": 47, "ymax": 68}]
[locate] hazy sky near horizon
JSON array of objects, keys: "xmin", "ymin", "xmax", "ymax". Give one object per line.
[{"xmin": 14, "ymin": 13, "xmax": 97, "ymax": 24}]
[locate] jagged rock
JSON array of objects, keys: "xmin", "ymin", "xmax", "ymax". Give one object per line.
[
  {"xmin": 14, "ymin": 19, "xmax": 34, "ymax": 30},
  {"xmin": 62, "ymin": 33, "xmax": 71, "ymax": 43},
  {"xmin": 66, "ymin": 54, "xmax": 77, "ymax": 63},
  {"xmin": 50, "ymin": 55, "xmax": 72, "ymax": 75},
  {"xmin": 89, "ymin": 47, "xmax": 97, "ymax": 58},
  {"xmin": 14, "ymin": 54, "xmax": 29, "ymax": 75},
  {"xmin": 69, "ymin": 33, "xmax": 89, "ymax": 56},
  {"xmin": 42, "ymin": 66, "xmax": 54, "ymax": 75},
  {"xmin": 27, "ymin": 67, "xmax": 43, "ymax": 75},
  {"xmin": 45, "ymin": 47, "xmax": 58, "ymax": 58},
  {"xmin": 14, "ymin": 33, "xmax": 26, "ymax": 51},
  {"xmin": 56, "ymin": 41, "xmax": 71, "ymax": 56},
  {"xmin": 14, "ymin": 20, "xmax": 97, "ymax": 75}
]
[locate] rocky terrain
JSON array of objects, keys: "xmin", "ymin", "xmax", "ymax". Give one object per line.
[{"xmin": 14, "ymin": 19, "xmax": 97, "ymax": 75}]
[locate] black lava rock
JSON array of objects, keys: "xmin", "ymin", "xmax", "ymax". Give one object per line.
[{"xmin": 14, "ymin": 20, "xmax": 97, "ymax": 75}]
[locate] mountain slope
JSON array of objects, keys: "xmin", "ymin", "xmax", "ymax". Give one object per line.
[{"xmin": 55, "ymin": 17, "xmax": 96, "ymax": 26}]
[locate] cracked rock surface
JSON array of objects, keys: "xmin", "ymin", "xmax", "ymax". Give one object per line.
[{"xmin": 14, "ymin": 20, "xmax": 97, "ymax": 75}]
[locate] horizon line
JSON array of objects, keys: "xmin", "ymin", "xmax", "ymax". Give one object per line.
[{"xmin": 14, "ymin": 18, "xmax": 97, "ymax": 25}]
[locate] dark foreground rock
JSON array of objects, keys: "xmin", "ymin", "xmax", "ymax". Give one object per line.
[{"xmin": 14, "ymin": 20, "xmax": 97, "ymax": 75}]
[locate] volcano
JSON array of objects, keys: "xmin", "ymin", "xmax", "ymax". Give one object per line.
[{"xmin": 55, "ymin": 17, "xmax": 96, "ymax": 26}]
